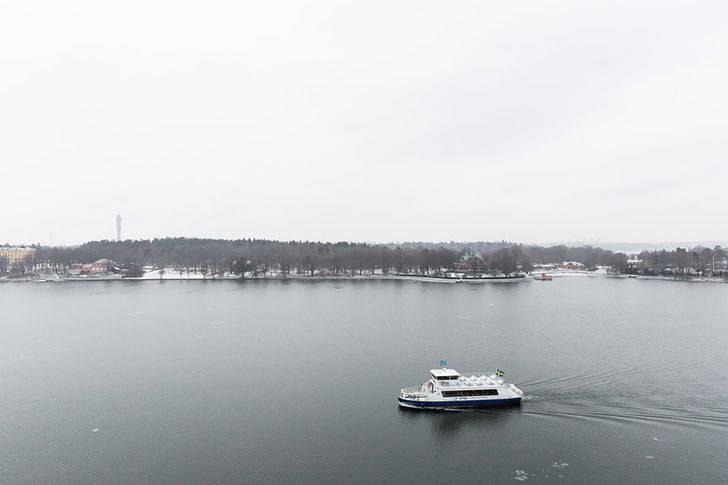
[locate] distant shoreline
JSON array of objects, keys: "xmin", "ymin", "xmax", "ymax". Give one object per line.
[
  {"xmin": 3, "ymin": 273, "xmax": 531, "ymax": 284},
  {"xmin": 3, "ymin": 271, "xmax": 728, "ymax": 284}
]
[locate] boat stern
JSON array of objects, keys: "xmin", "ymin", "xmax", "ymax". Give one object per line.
[{"xmin": 508, "ymin": 383, "xmax": 524, "ymax": 398}]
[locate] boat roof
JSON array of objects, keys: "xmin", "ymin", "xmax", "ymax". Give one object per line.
[{"xmin": 430, "ymin": 368, "xmax": 461, "ymax": 378}]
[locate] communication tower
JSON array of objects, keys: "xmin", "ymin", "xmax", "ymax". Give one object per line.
[{"xmin": 116, "ymin": 214, "xmax": 122, "ymax": 241}]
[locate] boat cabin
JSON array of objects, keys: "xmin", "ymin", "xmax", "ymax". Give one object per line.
[{"xmin": 430, "ymin": 368, "xmax": 461, "ymax": 381}]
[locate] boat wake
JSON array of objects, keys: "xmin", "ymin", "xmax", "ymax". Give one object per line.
[
  {"xmin": 505, "ymin": 363, "xmax": 728, "ymax": 432},
  {"xmin": 520, "ymin": 402, "xmax": 728, "ymax": 433}
]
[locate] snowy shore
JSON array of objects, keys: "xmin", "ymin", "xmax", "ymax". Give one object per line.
[
  {"xmin": 5, "ymin": 271, "xmax": 530, "ymax": 284},
  {"xmin": 3, "ymin": 270, "xmax": 727, "ymax": 284}
]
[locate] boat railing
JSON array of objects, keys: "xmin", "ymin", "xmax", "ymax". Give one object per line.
[
  {"xmin": 400, "ymin": 386, "xmax": 427, "ymax": 398},
  {"xmin": 459, "ymin": 372, "xmax": 492, "ymax": 378},
  {"xmin": 400, "ymin": 386, "xmax": 423, "ymax": 394},
  {"xmin": 457, "ymin": 372, "xmax": 503, "ymax": 385}
]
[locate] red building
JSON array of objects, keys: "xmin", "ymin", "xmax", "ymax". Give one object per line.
[{"xmin": 561, "ymin": 261, "xmax": 584, "ymax": 270}]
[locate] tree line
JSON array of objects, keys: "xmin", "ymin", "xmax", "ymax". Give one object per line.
[
  {"xmin": 629, "ymin": 246, "xmax": 728, "ymax": 276},
  {"xmin": 0, "ymin": 237, "xmax": 630, "ymax": 277},
  {"xmin": 34, "ymin": 238, "xmax": 461, "ymax": 276},
  {"xmin": 11, "ymin": 238, "xmax": 724, "ymax": 278},
  {"xmin": 397, "ymin": 242, "xmax": 629, "ymax": 273}
]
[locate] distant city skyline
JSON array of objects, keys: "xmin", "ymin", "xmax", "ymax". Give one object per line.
[{"xmin": 2, "ymin": 1, "xmax": 727, "ymax": 246}]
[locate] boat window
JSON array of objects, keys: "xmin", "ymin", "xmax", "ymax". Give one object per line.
[{"xmin": 442, "ymin": 389, "xmax": 499, "ymax": 397}]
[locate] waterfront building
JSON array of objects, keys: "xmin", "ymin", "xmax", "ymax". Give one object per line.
[
  {"xmin": 91, "ymin": 259, "xmax": 112, "ymax": 272},
  {"xmin": 68, "ymin": 259, "xmax": 114, "ymax": 275},
  {"xmin": 68, "ymin": 263, "xmax": 84, "ymax": 275},
  {"xmin": 0, "ymin": 246, "xmax": 36, "ymax": 264},
  {"xmin": 561, "ymin": 261, "xmax": 584, "ymax": 270},
  {"xmin": 626, "ymin": 259, "xmax": 644, "ymax": 272}
]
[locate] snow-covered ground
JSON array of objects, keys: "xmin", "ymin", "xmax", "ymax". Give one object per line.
[
  {"xmin": 7, "ymin": 267, "xmax": 728, "ymax": 284},
  {"xmin": 129, "ymin": 269, "xmax": 239, "ymax": 280}
]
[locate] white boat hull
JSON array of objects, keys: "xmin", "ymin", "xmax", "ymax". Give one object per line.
[{"xmin": 398, "ymin": 396, "xmax": 521, "ymax": 409}]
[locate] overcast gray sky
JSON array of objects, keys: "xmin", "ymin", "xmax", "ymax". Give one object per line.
[{"xmin": 1, "ymin": 1, "xmax": 726, "ymax": 245}]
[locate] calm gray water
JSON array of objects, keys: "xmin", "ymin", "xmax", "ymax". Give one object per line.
[{"xmin": 1, "ymin": 278, "xmax": 727, "ymax": 483}]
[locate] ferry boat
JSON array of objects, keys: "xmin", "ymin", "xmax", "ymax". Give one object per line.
[
  {"xmin": 398, "ymin": 367, "xmax": 523, "ymax": 409},
  {"xmin": 533, "ymin": 273, "xmax": 553, "ymax": 281}
]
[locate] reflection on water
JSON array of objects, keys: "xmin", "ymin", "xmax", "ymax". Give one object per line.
[{"xmin": 398, "ymin": 405, "xmax": 520, "ymax": 439}]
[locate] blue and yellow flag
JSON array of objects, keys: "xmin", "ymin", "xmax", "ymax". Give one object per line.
[{"xmin": 496, "ymin": 368, "xmax": 504, "ymax": 377}]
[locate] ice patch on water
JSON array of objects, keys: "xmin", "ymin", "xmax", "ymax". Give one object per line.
[
  {"xmin": 652, "ymin": 436, "xmax": 659, "ymax": 441},
  {"xmin": 646, "ymin": 455, "xmax": 654, "ymax": 460},
  {"xmin": 512, "ymin": 470, "xmax": 536, "ymax": 481},
  {"xmin": 91, "ymin": 428, "xmax": 99, "ymax": 432},
  {"xmin": 513, "ymin": 470, "xmax": 529, "ymax": 481},
  {"xmin": 552, "ymin": 462, "xmax": 569, "ymax": 469}
]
